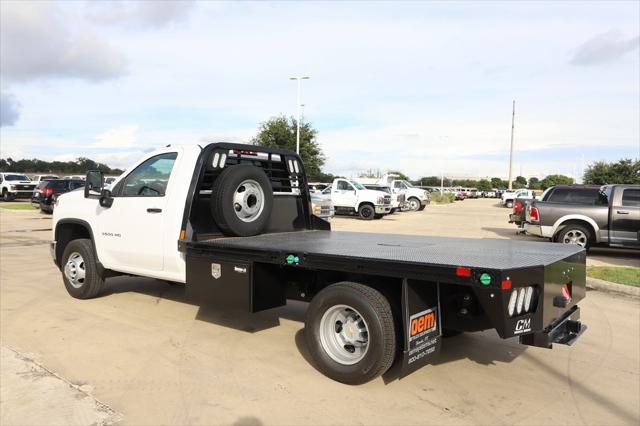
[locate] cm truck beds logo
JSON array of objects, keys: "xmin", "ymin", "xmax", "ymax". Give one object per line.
[
  {"xmin": 409, "ymin": 308, "xmax": 437, "ymax": 339},
  {"xmin": 514, "ymin": 318, "xmax": 531, "ymax": 334}
]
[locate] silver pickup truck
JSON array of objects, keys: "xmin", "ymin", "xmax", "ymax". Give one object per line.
[{"xmin": 524, "ymin": 184, "xmax": 640, "ymax": 249}]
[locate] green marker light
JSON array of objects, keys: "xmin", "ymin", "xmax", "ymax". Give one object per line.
[
  {"xmin": 286, "ymin": 254, "xmax": 295, "ymax": 264},
  {"xmin": 479, "ymin": 273, "xmax": 492, "ymax": 286}
]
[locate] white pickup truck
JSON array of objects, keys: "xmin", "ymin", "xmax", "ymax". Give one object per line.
[
  {"xmin": 322, "ymin": 178, "xmax": 391, "ymax": 219},
  {"xmin": 50, "ymin": 143, "xmax": 588, "ymax": 385},
  {"xmin": 0, "ymin": 173, "xmax": 38, "ymax": 200},
  {"xmin": 501, "ymin": 189, "xmax": 535, "ymax": 208},
  {"xmin": 357, "ymin": 174, "xmax": 429, "ymax": 211}
]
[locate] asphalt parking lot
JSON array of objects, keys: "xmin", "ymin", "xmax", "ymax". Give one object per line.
[{"xmin": 1, "ymin": 200, "xmax": 639, "ymax": 425}]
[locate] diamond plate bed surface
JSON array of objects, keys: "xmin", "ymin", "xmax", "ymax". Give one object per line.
[{"xmin": 189, "ymin": 231, "xmax": 583, "ymax": 270}]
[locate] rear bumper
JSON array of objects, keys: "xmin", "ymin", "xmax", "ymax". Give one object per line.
[{"xmin": 520, "ymin": 305, "xmax": 586, "ymax": 348}]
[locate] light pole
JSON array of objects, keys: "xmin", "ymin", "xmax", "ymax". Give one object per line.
[
  {"xmin": 508, "ymin": 100, "xmax": 515, "ymax": 190},
  {"xmin": 289, "ymin": 76, "xmax": 310, "ymax": 154}
]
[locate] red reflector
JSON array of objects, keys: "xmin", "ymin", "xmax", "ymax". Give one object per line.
[
  {"xmin": 562, "ymin": 283, "xmax": 572, "ymax": 301},
  {"xmin": 514, "ymin": 200, "xmax": 523, "ymax": 214},
  {"xmin": 456, "ymin": 267, "xmax": 472, "ymax": 277},
  {"xmin": 501, "ymin": 279, "xmax": 512, "ymax": 290}
]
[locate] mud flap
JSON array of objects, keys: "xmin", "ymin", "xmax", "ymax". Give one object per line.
[{"xmin": 400, "ymin": 279, "xmax": 442, "ymax": 378}]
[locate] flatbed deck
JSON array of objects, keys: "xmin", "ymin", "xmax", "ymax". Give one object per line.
[{"xmin": 186, "ymin": 230, "xmax": 584, "ymax": 274}]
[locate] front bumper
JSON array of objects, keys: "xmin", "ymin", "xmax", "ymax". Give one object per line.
[
  {"xmin": 375, "ymin": 205, "xmax": 392, "ymax": 214},
  {"xmin": 50, "ymin": 241, "xmax": 58, "ymax": 266},
  {"xmin": 7, "ymin": 190, "xmax": 36, "ymax": 199}
]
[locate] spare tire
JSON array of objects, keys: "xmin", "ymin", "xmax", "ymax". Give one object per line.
[{"xmin": 211, "ymin": 165, "xmax": 274, "ymax": 236}]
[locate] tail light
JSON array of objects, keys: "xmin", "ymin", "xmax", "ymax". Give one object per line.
[
  {"xmin": 530, "ymin": 206, "xmax": 540, "ymax": 222},
  {"xmin": 42, "ymin": 188, "xmax": 54, "ymax": 196},
  {"xmin": 513, "ymin": 200, "xmax": 523, "ymax": 214},
  {"xmin": 507, "ymin": 286, "xmax": 538, "ymax": 317}
]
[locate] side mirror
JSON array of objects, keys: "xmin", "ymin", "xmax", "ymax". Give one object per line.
[
  {"xmin": 99, "ymin": 189, "xmax": 114, "ymax": 208},
  {"xmin": 84, "ymin": 170, "xmax": 104, "ymax": 199}
]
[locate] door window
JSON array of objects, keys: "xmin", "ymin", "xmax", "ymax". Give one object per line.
[
  {"xmin": 621, "ymin": 189, "xmax": 640, "ymax": 207},
  {"xmin": 118, "ymin": 152, "xmax": 177, "ymax": 197},
  {"xmin": 337, "ymin": 180, "xmax": 353, "ymax": 191}
]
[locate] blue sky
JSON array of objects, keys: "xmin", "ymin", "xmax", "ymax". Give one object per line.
[{"xmin": 1, "ymin": 0, "xmax": 638, "ymax": 180}]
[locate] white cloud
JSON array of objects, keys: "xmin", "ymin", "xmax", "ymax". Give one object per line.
[
  {"xmin": 87, "ymin": 0, "xmax": 195, "ymax": 29},
  {"xmin": 0, "ymin": 91, "xmax": 21, "ymax": 126},
  {"xmin": 0, "ymin": 1, "xmax": 127, "ymax": 82},
  {"xmin": 92, "ymin": 125, "xmax": 139, "ymax": 148},
  {"xmin": 571, "ymin": 31, "xmax": 640, "ymax": 66}
]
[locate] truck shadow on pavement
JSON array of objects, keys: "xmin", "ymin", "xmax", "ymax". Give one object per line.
[{"xmin": 106, "ymin": 277, "xmax": 529, "ymax": 384}]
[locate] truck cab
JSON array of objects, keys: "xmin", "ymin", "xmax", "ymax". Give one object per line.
[
  {"xmin": 325, "ymin": 178, "xmax": 391, "ymax": 220},
  {"xmin": 389, "ymin": 180, "xmax": 429, "ymax": 211}
]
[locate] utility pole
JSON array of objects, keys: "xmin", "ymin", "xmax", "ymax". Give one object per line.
[
  {"xmin": 289, "ymin": 76, "xmax": 310, "ymax": 154},
  {"xmin": 440, "ymin": 170, "xmax": 444, "ymax": 193},
  {"xmin": 508, "ymin": 100, "xmax": 516, "ymax": 190}
]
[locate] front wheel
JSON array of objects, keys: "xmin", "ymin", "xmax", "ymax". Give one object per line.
[
  {"xmin": 305, "ymin": 282, "xmax": 396, "ymax": 385},
  {"xmin": 358, "ymin": 204, "xmax": 375, "ymax": 220},
  {"xmin": 505, "ymin": 200, "xmax": 513, "ymax": 208},
  {"xmin": 61, "ymin": 239, "xmax": 105, "ymax": 299},
  {"xmin": 418, "ymin": 204, "xmax": 426, "ymax": 211},
  {"xmin": 408, "ymin": 197, "xmax": 420, "ymax": 211}
]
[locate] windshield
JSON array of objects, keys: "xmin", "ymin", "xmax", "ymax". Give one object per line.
[
  {"xmin": 350, "ymin": 181, "xmax": 366, "ymax": 190},
  {"xmin": 402, "ymin": 180, "xmax": 414, "ymax": 188},
  {"xmin": 5, "ymin": 174, "xmax": 30, "ymax": 181}
]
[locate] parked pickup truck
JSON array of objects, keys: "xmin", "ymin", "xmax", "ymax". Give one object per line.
[
  {"xmin": 501, "ymin": 189, "xmax": 535, "ymax": 208},
  {"xmin": 51, "ymin": 143, "xmax": 587, "ymax": 385},
  {"xmin": 524, "ymin": 184, "xmax": 640, "ymax": 249},
  {"xmin": 363, "ymin": 184, "xmax": 406, "ymax": 214},
  {"xmin": 0, "ymin": 173, "xmax": 37, "ymax": 200},
  {"xmin": 323, "ymin": 178, "xmax": 391, "ymax": 219}
]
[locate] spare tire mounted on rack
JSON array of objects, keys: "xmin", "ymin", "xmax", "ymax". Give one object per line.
[{"xmin": 211, "ymin": 164, "xmax": 274, "ymax": 237}]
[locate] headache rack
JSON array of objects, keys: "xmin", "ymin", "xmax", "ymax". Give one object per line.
[{"xmin": 179, "ymin": 142, "xmax": 314, "ymax": 243}]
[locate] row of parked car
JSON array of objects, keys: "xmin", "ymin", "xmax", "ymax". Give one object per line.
[
  {"xmin": 508, "ymin": 184, "xmax": 640, "ymax": 249},
  {"xmin": 309, "ymin": 174, "xmax": 431, "ymax": 220},
  {"xmin": 0, "ymin": 172, "xmax": 118, "ymax": 213}
]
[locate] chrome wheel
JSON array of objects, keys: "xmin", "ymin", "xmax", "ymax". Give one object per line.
[
  {"xmin": 319, "ymin": 304, "xmax": 370, "ymax": 365},
  {"xmin": 409, "ymin": 198, "xmax": 420, "ymax": 211},
  {"xmin": 562, "ymin": 229, "xmax": 588, "ymax": 247},
  {"xmin": 64, "ymin": 252, "xmax": 86, "ymax": 289},
  {"xmin": 232, "ymin": 179, "xmax": 265, "ymax": 223}
]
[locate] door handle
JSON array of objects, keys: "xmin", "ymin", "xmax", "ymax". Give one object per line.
[
  {"xmin": 147, "ymin": 208, "xmax": 162, "ymax": 213},
  {"xmin": 617, "ymin": 210, "xmax": 630, "ymax": 215}
]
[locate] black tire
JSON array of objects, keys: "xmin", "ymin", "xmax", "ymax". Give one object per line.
[
  {"xmin": 408, "ymin": 197, "xmax": 420, "ymax": 211},
  {"xmin": 61, "ymin": 239, "xmax": 105, "ymax": 299},
  {"xmin": 373, "ymin": 214, "xmax": 384, "ymax": 219},
  {"xmin": 305, "ymin": 282, "xmax": 396, "ymax": 385},
  {"xmin": 505, "ymin": 200, "xmax": 513, "ymax": 208},
  {"xmin": 358, "ymin": 204, "xmax": 375, "ymax": 220},
  {"xmin": 2, "ymin": 189, "xmax": 10, "ymax": 201},
  {"xmin": 418, "ymin": 204, "xmax": 426, "ymax": 211},
  {"xmin": 555, "ymin": 224, "xmax": 592, "ymax": 250},
  {"xmin": 210, "ymin": 165, "xmax": 274, "ymax": 237}
]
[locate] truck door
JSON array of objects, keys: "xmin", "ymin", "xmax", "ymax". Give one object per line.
[
  {"xmin": 610, "ymin": 187, "xmax": 640, "ymax": 247},
  {"xmin": 333, "ymin": 179, "xmax": 356, "ymax": 208},
  {"xmin": 95, "ymin": 151, "xmax": 179, "ymax": 273}
]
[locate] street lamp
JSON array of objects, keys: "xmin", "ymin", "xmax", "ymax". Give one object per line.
[{"xmin": 289, "ymin": 76, "xmax": 310, "ymax": 154}]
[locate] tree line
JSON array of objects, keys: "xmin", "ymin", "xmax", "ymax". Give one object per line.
[{"xmin": 0, "ymin": 157, "xmax": 124, "ymax": 176}]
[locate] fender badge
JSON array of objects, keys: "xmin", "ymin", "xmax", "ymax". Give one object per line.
[
  {"xmin": 211, "ymin": 263, "xmax": 221, "ymax": 279},
  {"xmin": 234, "ymin": 266, "xmax": 247, "ymax": 274}
]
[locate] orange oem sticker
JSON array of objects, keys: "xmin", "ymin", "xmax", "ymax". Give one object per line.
[{"xmin": 409, "ymin": 309, "xmax": 437, "ymax": 338}]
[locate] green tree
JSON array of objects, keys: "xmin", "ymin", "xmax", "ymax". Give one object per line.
[
  {"xmin": 515, "ymin": 176, "xmax": 527, "ymax": 187},
  {"xmin": 251, "ymin": 116, "xmax": 325, "ymax": 180},
  {"xmin": 476, "ymin": 179, "xmax": 492, "ymax": 192},
  {"xmin": 583, "ymin": 159, "xmax": 640, "ymax": 185},
  {"xmin": 491, "ymin": 177, "xmax": 507, "ymax": 188},
  {"xmin": 528, "ymin": 177, "xmax": 541, "ymax": 190},
  {"xmin": 416, "ymin": 176, "xmax": 441, "ymax": 186},
  {"xmin": 540, "ymin": 174, "xmax": 574, "ymax": 189}
]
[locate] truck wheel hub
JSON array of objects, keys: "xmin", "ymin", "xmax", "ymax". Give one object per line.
[
  {"xmin": 319, "ymin": 305, "xmax": 370, "ymax": 365},
  {"xmin": 233, "ymin": 180, "xmax": 264, "ymax": 223},
  {"xmin": 64, "ymin": 252, "xmax": 86, "ymax": 289}
]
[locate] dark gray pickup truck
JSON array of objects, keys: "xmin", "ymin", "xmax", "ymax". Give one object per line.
[{"xmin": 524, "ymin": 184, "xmax": 640, "ymax": 249}]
